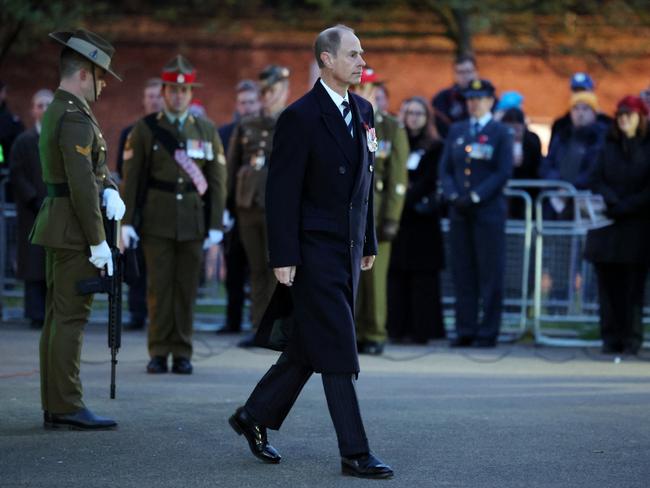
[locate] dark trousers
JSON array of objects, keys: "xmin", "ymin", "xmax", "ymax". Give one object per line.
[
  {"xmin": 594, "ymin": 263, "xmax": 647, "ymax": 351},
  {"xmin": 244, "ymin": 352, "xmax": 369, "ymax": 457},
  {"xmin": 128, "ymin": 244, "xmax": 148, "ymax": 325},
  {"xmin": 449, "ymin": 217, "xmax": 505, "ymax": 340},
  {"xmin": 224, "ymin": 223, "xmax": 248, "ymax": 331},
  {"xmin": 387, "ymin": 269, "xmax": 445, "ymax": 341},
  {"xmin": 24, "ymin": 279, "xmax": 46, "ymax": 321}
]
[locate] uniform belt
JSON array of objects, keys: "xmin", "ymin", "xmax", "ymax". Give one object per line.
[
  {"xmin": 46, "ymin": 182, "xmax": 70, "ymax": 197},
  {"xmin": 149, "ymin": 178, "xmax": 197, "ymax": 193}
]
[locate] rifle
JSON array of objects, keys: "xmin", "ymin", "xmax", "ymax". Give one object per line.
[{"xmin": 76, "ymin": 215, "xmax": 123, "ymax": 399}]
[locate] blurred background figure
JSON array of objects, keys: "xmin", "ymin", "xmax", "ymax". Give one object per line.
[
  {"xmin": 387, "ymin": 96, "xmax": 445, "ymax": 344},
  {"xmin": 501, "ymin": 107, "xmax": 542, "ymax": 219},
  {"xmin": 640, "ymin": 85, "xmax": 650, "ymax": 114},
  {"xmin": 374, "ymin": 84, "xmax": 390, "ymax": 114},
  {"xmin": 541, "ymin": 92, "xmax": 606, "ymax": 218},
  {"xmin": 493, "ymin": 91, "xmax": 523, "ymax": 121},
  {"xmin": 584, "ymin": 95, "xmax": 650, "ymax": 356},
  {"xmin": 227, "ymin": 65, "xmax": 289, "ymax": 347},
  {"xmin": 218, "ymin": 79, "xmax": 260, "ymax": 335},
  {"xmin": 550, "ymin": 72, "xmax": 612, "ymax": 142},
  {"xmin": 0, "ymin": 80, "xmax": 25, "ymax": 196},
  {"xmin": 115, "ymin": 77, "xmax": 163, "ymax": 331},
  {"xmin": 431, "ymin": 54, "xmax": 478, "ymax": 139},
  {"xmin": 440, "ymin": 79, "xmax": 513, "ymax": 348},
  {"xmin": 8, "ymin": 89, "xmax": 53, "ymax": 328},
  {"xmin": 354, "ymin": 67, "xmax": 408, "ymax": 355}
]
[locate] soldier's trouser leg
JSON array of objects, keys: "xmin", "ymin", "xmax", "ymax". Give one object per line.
[
  {"xmin": 473, "ymin": 219, "xmax": 505, "ymax": 340},
  {"xmin": 40, "ymin": 248, "xmax": 95, "ymax": 413},
  {"xmin": 224, "ymin": 223, "xmax": 248, "ymax": 331},
  {"xmin": 356, "ymin": 241, "xmax": 391, "ymax": 343},
  {"xmin": 410, "ymin": 271, "xmax": 444, "ymax": 342},
  {"xmin": 238, "ymin": 207, "xmax": 276, "ymax": 327},
  {"xmin": 143, "ymin": 236, "xmax": 202, "ymax": 359},
  {"xmin": 127, "ymin": 244, "xmax": 147, "ymax": 324},
  {"xmin": 449, "ymin": 217, "xmax": 479, "ymax": 337}
]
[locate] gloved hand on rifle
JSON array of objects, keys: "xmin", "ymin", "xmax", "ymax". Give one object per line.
[
  {"xmin": 203, "ymin": 229, "xmax": 224, "ymax": 250},
  {"xmin": 89, "ymin": 240, "xmax": 113, "ymax": 276},
  {"xmin": 102, "ymin": 188, "xmax": 126, "ymax": 220},
  {"xmin": 121, "ymin": 225, "xmax": 139, "ymax": 248}
]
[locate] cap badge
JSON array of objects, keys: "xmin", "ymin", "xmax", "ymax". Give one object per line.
[
  {"xmin": 177, "ymin": 73, "xmax": 185, "ymax": 84},
  {"xmin": 471, "ymin": 79, "xmax": 481, "ymax": 90},
  {"xmin": 89, "ymin": 49, "xmax": 98, "ymax": 60}
]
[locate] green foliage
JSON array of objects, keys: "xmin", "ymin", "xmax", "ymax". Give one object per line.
[{"xmin": 0, "ymin": 0, "xmax": 98, "ymax": 68}]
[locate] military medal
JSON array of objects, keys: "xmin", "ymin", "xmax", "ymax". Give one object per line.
[
  {"xmin": 376, "ymin": 140, "xmax": 392, "ymax": 159},
  {"xmin": 204, "ymin": 141, "xmax": 214, "ymax": 161},
  {"xmin": 186, "ymin": 139, "xmax": 205, "ymax": 159},
  {"xmin": 363, "ymin": 123, "xmax": 378, "ymax": 152}
]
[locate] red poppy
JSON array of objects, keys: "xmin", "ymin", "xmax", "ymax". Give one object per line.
[{"xmin": 478, "ymin": 134, "xmax": 489, "ymax": 143}]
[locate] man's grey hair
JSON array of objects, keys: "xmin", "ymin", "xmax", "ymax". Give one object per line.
[
  {"xmin": 32, "ymin": 89, "xmax": 54, "ymax": 102},
  {"xmin": 314, "ymin": 24, "xmax": 354, "ymax": 69}
]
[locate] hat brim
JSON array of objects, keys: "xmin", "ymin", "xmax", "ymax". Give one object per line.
[
  {"xmin": 49, "ymin": 31, "xmax": 123, "ymax": 81},
  {"xmin": 464, "ymin": 90, "xmax": 494, "ymax": 99}
]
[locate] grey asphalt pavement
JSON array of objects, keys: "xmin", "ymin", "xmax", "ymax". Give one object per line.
[{"xmin": 1, "ymin": 322, "xmax": 649, "ymax": 488}]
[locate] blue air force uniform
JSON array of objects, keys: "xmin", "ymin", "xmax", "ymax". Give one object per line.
[{"xmin": 439, "ymin": 79, "xmax": 513, "ymax": 344}]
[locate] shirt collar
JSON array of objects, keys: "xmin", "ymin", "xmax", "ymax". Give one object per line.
[
  {"xmin": 320, "ymin": 78, "xmax": 349, "ymax": 110},
  {"xmin": 164, "ymin": 109, "xmax": 189, "ymax": 128},
  {"xmin": 35, "ymin": 121, "xmax": 42, "ymax": 134},
  {"xmin": 471, "ymin": 112, "xmax": 493, "ymax": 130}
]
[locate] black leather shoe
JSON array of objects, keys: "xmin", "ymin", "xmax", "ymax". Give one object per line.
[
  {"xmin": 341, "ymin": 452, "xmax": 393, "ymax": 479},
  {"xmin": 228, "ymin": 406, "xmax": 281, "ymax": 464},
  {"xmin": 601, "ymin": 343, "xmax": 623, "ymax": 354},
  {"xmin": 44, "ymin": 408, "xmax": 117, "ymax": 430},
  {"xmin": 124, "ymin": 318, "xmax": 145, "ymax": 331},
  {"xmin": 172, "ymin": 357, "xmax": 193, "ymax": 375},
  {"xmin": 216, "ymin": 327, "xmax": 241, "ymax": 335},
  {"xmin": 237, "ymin": 333, "xmax": 257, "ymax": 348},
  {"xmin": 475, "ymin": 338, "xmax": 497, "ymax": 348},
  {"xmin": 450, "ymin": 336, "xmax": 474, "ymax": 347},
  {"xmin": 358, "ymin": 341, "xmax": 385, "ymax": 355},
  {"xmin": 146, "ymin": 356, "xmax": 168, "ymax": 374}
]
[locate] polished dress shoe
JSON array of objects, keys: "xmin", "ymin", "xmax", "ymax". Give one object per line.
[
  {"xmin": 146, "ymin": 356, "xmax": 168, "ymax": 374},
  {"xmin": 44, "ymin": 408, "xmax": 117, "ymax": 430},
  {"xmin": 229, "ymin": 406, "xmax": 281, "ymax": 464},
  {"xmin": 172, "ymin": 357, "xmax": 193, "ymax": 375},
  {"xmin": 601, "ymin": 343, "xmax": 623, "ymax": 354},
  {"xmin": 450, "ymin": 336, "xmax": 474, "ymax": 347},
  {"xmin": 341, "ymin": 452, "xmax": 393, "ymax": 479}
]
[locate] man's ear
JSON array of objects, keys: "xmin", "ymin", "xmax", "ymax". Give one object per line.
[{"xmin": 320, "ymin": 52, "xmax": 333, "ymax": 69}]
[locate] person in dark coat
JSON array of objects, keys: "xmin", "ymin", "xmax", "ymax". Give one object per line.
[
  {"xmin": 431, "ymin": 54, "xmax": 477, "ymax": 139},
  {"xmin": 584, "ymin": 95, "xmax": 650, "ymax": 355},
  {"xmin": 228, "ymin": 25, "xmax": 393, "ymax": 479},
  {"xmin": 218, "ymin": 79, "xmax": 260, "ymax": 334},
  {"xmin": 439, "ymin": 79, "xmax": 513, "ymax": 348},
  {"xmin": 0, "ymin": 80, "xmax": 26, "ymax": 184},
  {"xmin": 9, "ymin": 89, "xmax": 53, "ymax": 328},
  {"xmin": 501, "ymin": 107, "xmax": 542, "ymax": 219},
  {"xmin": 540, "ymin": 92, "xmax": 606, "ymax": 219},
  {"xmin": 387, "ymin": 96, "xmax": 445, "ymax": 343}
]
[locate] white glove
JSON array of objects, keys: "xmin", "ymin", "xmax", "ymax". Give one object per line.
[
  {"xmin": 121, "ymin": 225, "xmax": 140, "ymax": 249},
  {"xmin": 222, "ymin": 210, "xmax": 235, "ymax": 232},
  {"xmin": 89, "ymin": 240, "xmax": 113, "ymax": 276},
  {"xmin": 203, "ymin": 229, "xmax": 224, "ymax": 250},
  {"xmin": 102, "ymin": 188, "xmax": 126, "ymax": 221}
]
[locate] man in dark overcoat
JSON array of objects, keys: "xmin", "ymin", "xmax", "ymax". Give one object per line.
[
  {"xmin": 439, "ymin": 79, "xmax": 513, "ymax": 348},
  {"xmin": 228, "ymin": 25, "xmax": 393, "ymax": 479},
  {"xmin": 9, "ymin": 89, "xmax": 53, "ymax": 328}
]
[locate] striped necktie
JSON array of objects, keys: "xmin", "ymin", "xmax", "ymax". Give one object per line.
[{"xmin": 341, "ymin": 100, "xmax": 354, "ymax": 138}]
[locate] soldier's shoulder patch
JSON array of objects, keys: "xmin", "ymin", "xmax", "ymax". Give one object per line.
[
  {"xmin": 75, "ymin": 144, "xmax": 92, "ymax": 156},
  {"xmin": 123, "ymin": 138, "xmax": 134, "ymax": 160},
  {"xmin": 217, "ymin": 152, "xmax": 226, "ymax": 165}
]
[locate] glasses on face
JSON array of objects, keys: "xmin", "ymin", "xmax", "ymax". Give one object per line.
[{"xmin": 405, "ymin": 110, "xmax": 426, "ymax": 117}]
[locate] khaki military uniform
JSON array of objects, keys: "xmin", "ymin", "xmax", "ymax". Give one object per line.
[
  {"xmin": 356, "ymin": 111, "xmax": 408, "ymax": 343},
  {"xmin": 227, "ymin": 114, "xmax": 278, "ymax": 328},
  {"xmin": 30, "ymin": 89, "xmax": 117, "ymax": 414},
  {"xmin": 121, "ymin": 112, "xmax": 226, "ymax": 359}
]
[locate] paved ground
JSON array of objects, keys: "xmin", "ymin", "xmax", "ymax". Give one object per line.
[{"xmin": 1, "ymin": 322, "xmax": 649, "ymax": 488}]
